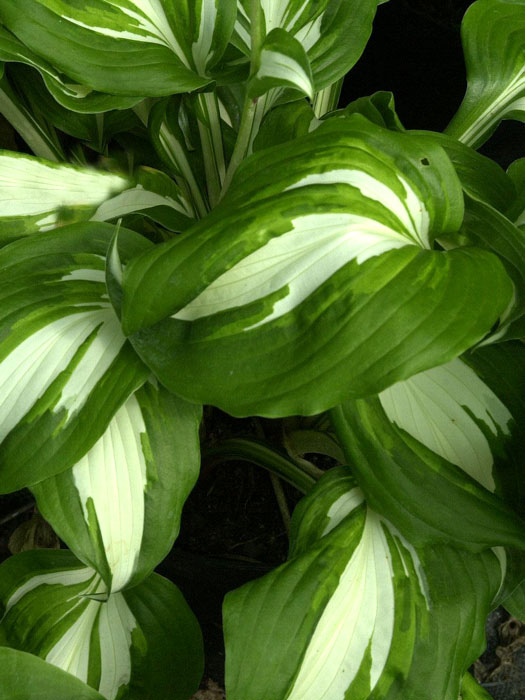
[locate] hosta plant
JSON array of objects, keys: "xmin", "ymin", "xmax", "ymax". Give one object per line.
[{"xmin": 0, "ymin": 0, "xmax": 523, "ymax": 699}]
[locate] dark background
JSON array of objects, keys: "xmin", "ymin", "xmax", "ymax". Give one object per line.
[{"xmin": 341, "ymin": 0, "xmax": 525, "ymax": 167}]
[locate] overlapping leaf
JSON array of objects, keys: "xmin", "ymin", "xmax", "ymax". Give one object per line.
[
  {"xmin": 121, "ymin": 116, "xmax": 512, "ymax": 417},
  {"xmin": 446, "ymin": 0, "xmax": 525, "ymax": 148},
  {"xmin": 32, "ymin": 382, "xmax": 202, "ymax": 593},
  {"xmin": 0, "ymin": 222, "xmax": 152, "ymax": 493},
  {"xmin": 224, "ymin": 467, "xmax": 503, "ymax": 700},
  {"xmin": 331, "ymin": 341, "xmax": 525, "ymax": 549},
  {"xmin": 0, "ymin": 0, "xmax": 237, "ymax": 98},
  {"xmin": 0, "ymin": 550, "xmax": 203, "ymax": 700}
]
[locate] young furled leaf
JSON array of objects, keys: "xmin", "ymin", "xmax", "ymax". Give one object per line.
[
  {"xmin": 0, "ymin": 0, "xmax": 237, "ymax": 97},
  {"xmin": 32, "ymin": 383, "xmax": 202, "ymax": 593},
  {"xmin": 0, "ymin": 550, "xmax": 203, "ymax": 700},
  {"xmin": 224, "ymin": 467, "xmax": 503, "ymax": 700},
  {"xmin": 331, "ymin": 342, "xmax": 525, "ymax": 550},
  {"xmin": 0, "ymin": 222, "xmax": 151, "ymax": 493},
  {"xmin": 446, "ymin": 0, "xmax": 525, "ymax": 148},
  {"xmin": 121, "ymin": 116, "xmax": 512, "ymax": 417}
]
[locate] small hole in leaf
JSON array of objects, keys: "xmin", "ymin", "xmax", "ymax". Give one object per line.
[{"xmin": 420, "ymin": 158, "xmax": 430, "ymax": 166}]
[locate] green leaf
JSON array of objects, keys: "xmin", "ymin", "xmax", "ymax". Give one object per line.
[
  {"xmin": 31, "ymin": 382, "xmax": 201, "ymax": 593},
  {"xmin": 445, "ymin": 0, "xmax": 525, "ymax": 148},
  {"xmin": 0, "ymin": 550, "xmax": 203, "ymax": 700},
  {"xmin": 224, "ymin": 467, "xmax": 502, "ymax": 700},
  {"xmin": 335, "ymin": 91, "xmax": 406, "ymax": 131},
  {"xmin": 331, "ymin": 343, "xmax": 525, "ymax": 550},
  {"xmin": 439, "ymin": 195, "xmax": 525, "ymax": 342},
  {"xmin": 0, "ymin": 151, "xmax": 130, "ymax": 245},
  {"xmin": 122, "ymin": 116, "xmax": 511, "ymax": 417},
  {"xmin": 460, "ymin": 674, "xmax": 493, "ymax": 700},
  {"xmin": 507, "ymin": 156, "xmax": 525, "ymax": 226},
  {"xmin": 0, "ymin": 0, "xmax": 237, "ymax": 97},
  {"xmin": 0, "ymin": 222, "xmax": 151, "ymax": 493},
  {"xmin": 234, "ymin": 0, "xmax": 380, "ymax": 89},
  {"xmin": 0, "ymin": 648, "xmax": 105, "ymax": 700},
  {"xmin": 252, "ymin": 99, "xmax": 317, "ymax": 152},
  {"xmin": 248, "ymin": 28, "xmax": 315, "ymax": 100},
  {"xmin": 411, "ymin": 130, "xmax": 517, "ymax": 215}
]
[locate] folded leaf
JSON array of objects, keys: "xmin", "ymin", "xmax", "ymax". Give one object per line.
[
  {"xmin": 446, "ymin": 0, "xmax": 525, "ymax": 148},
  {"xmin": 331, "ymin": 343, "xmax": 525, "ymax": 549},
  {"xmin": 32, "ymin": 382, "xmax": 202, "ymax": 593},
  {"xmin": 0, "ymin": 550, "xmax": 203, "ymax": 700},
  {"xmin": 224, "ymin": 467, "xmax": 502, "ymax": 700},
  {"xmin": 0, "ymin": 0, "xmax": 237, "ymax": 97},
  {"xmin": 0, "ymin": 151, "xmax": 130, "ymax": 244},
  {"xmin": 122, "ymin": 117, "xmax": 512, "ymax": 416},
  {"xmin": 248, "ymin": 28, "xmax": 314, "ymax": 100},
  {"xmin": 0, "ymin": 222, "xmax": 151, "ymax": 493},
  {"xmin": 234, "ymin": 0, "xmax": 380, "ymax": 89},
  {"xmin": 0, "ymin": 648, "xmax": 105, "ymax": 700}
]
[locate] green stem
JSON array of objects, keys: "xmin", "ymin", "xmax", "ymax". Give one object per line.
[
  {"xmin": 195, "ymin": 91, "xmax": 226, "ymax": 208},
  {"xmin": 0, "ymin": 78, "xmax": 64, "ymax": 161},
  {"xmin": 312, "ymin": 77, "xmax": 344, "ymax": 118},
  {"xmin": 203, "ymin": 438, "xmax": 319, "ymax": 494}
]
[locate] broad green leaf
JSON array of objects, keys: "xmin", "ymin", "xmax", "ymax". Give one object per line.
[
  {"xmin": 234, "ymin": 0, "xmax": 380, "ymax": 89},
  {"xmin": 446, "ymin": 0, "xmax": 525, "ymax": 148},
  {"xmin": 252, "ymin": 98, "xmax": 317, "ymax": 152},
  {"xmin": 0, "ymin": 550, "xmax": 203, "ymax": 700},
  {"xmin": 460, "ymin": 674, "xmax": 493, "ymax": 700},
  {"xmin": 32, "ymin": 383, "xmax": 202, "ymax": 593},
  {"xmin": 412, "ymin": 130, "xmax": 517, "ymax": 215},
  {"xmin": 335, "ymin": 91, "xmax": 406, "ymax": 131},
  {"xmin": 92, "ymin": 167, "xmax": 195, "ymax": 233},
  {"xmin": 507, "ymin": 156, "xmax": 525, "ymax": 227},
  {"xmin": 0, "ymin": 151, "xmax": 129, "ymax": 244},
  {"xmin": 0, "ymin": 25, "xmax": 142, "ymax": 113},
  {"xmin": 439, "ymin": 195, "xmax": 525, "ymax": 342},
  {"xmin": 0, "ymin": 222, "xmax": 151, "ymax": 493},
  {"xmin": 225, "ymin": 467, "xmax": 502, "ymax": 700},
  {"xmin": 0, "ymin": 647, "xmax": 105, "ymax": 700},
  {"xmin": 121, "ymin": 116, "xmax": 512, "ymax": 417},
  {"xmin": 331, "ymin": 342, "xmax": 525, "ymax": 549},
  {"xmin": 0, "ymin": 0, "xmax": 237, "ymax": 97},
  {"xmin": 248, "ymin": 28, "xmax": 314, "ymax": 100}
]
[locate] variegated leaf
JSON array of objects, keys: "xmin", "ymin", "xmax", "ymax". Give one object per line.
[
  {"xmin": 224, "ymin": 467, "xmax": 503, "ymax": 700},
  {"xmin": 0, "ymin": 550, "xmax": 203, "ymax": 700},
  {"xmin": 0, "ymin": 0, "xmax": 237, "ymax": 97},
  {"xmin": 121, "ymin": 116, "xmax": 512, "ymax": 417},
  {"xmin": 331, "ymin": 341, "xmax": 525, "ymax": 549},
  {"xmin": 248, "ymin": 28, "xmax": 314, "ymax": 100},
  {"xmin": 233, "ymin": 0, "xmax": 380, "ymax": 89},
  {"xmin": 446, "ymin": 0, "xmax": 525, "ymax": 148},
  {"xmin": 32, "ymin": 382, "xmax": 202, "ymax": 593},
  {"xmin": 0, "ymin": 222, "xmax": 151, "ymax": 493},
  {"xmin": 0, "ymin": 152, "xmax": 129, "ymax": 244}
]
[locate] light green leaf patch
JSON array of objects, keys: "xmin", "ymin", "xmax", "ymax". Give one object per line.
[
  {"xmin": 0, "ymin": 222, "xmax": 152, "ymax": 493},
  {"xmin": 331, "ymin": 342, "xmax": 525, "ymax": 550},
  {"xmin": 446, "ymin": 0, "xmax": 525, "ymax": 148},
  {"xmin": 122, "ymin": 116, "xmax": 511, "ymax": 417},
  {"xmin": 0, "ymin": 550, "xmax": 203, "ymax": 700},
  {"xmin": 32, "ymin": 382, "xmax": 202, "ymax": 593}
]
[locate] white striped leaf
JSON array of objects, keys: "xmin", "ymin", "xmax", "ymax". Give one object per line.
[
  {"xmin": 331, "ymin": 341, "xmax": 525, "ymax": 549},
  {"xmin": 0, "ymin": 25, "xmax": 142, "ymax": 113},
  {"xmin": 446, "ymin": 0, "xmax": 525, "ymax": 148},
  {"xmin": 224, "ymin": 467, "xmax": 503, "ymax": 700},
  {"xmin": 233, "ymin": 0, "xmax": 380, "ymax": 90},
  {"xmin": 92, "ymin": 167, "xmax": 195, "ymax": 233},
  {"xmin": 0, "ymin": 648, "xmax": 105, "ymax": 700},
  {"xmin": 0, "ymin": 550, "xmax": 203, "ymax": 700},
  {"xmin": 0, "ymin": 0, "xmax": 237, "ymax": 97},
  {"xmin": 121, "ymin": 116, "xmax": 512, "ymax": 417},
  {"xmin": 248, "ymin": 28, "xmax": 314, "ymax": 100},
  {"xmin": 0, "ymin": 222, "xmax": 151, "ymax": 493},
  {"xmin": 0, "ymin": 151, "xmax": 130, "ymax": 245},
  {"xmin": 31, "ymin": 382, "xmax": 202, "ymax": 593}
]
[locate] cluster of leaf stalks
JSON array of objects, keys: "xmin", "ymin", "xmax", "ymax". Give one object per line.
[{"xmin": 0, "ymin": 1, "xmax": 523, "ymax": 700}]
